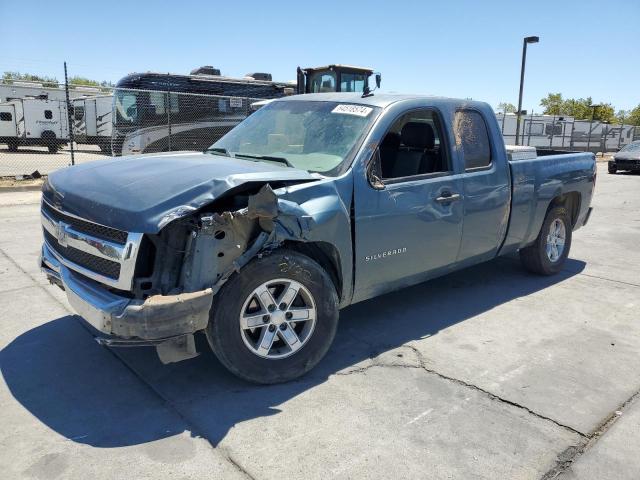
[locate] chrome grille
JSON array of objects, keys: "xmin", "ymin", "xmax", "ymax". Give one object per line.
[
  {"xmin": 43, "ymin": 230, "xmax": 121, "ymax": 279},
  {"xmin": 41, "ymin": 201, "xmax": 128, "ymax": 245},
  {"xmin": 41, "ymin": 198, "xmax": 143, "ymax": 290}
]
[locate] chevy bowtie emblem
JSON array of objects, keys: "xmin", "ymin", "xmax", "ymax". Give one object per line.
[{"xmin": 56, "ymin": 221, "xmax": 69, "ymax": 247}]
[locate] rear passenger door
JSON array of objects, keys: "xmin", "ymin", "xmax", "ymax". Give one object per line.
[
  {"xmin": 455, "ymin": 109, "xmax": 511, "ymax": 264},
  {"xmin": 353, "ymin": 108, "xmax": 464, "ymax": 302}
]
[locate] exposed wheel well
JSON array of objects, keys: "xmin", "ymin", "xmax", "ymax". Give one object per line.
[
  {"xmin": 549, "ymin": 191, "xmax": 581, "ymax": 228},
  {"xmin": 283, "ymin": 241, "xmax": 343, "ymax": 300}
]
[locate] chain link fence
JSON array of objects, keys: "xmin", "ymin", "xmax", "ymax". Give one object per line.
[
  {"xmin": 497, "ymin": 113, "xmax": 640, "ymax": 152},
  {"xmin": 0, "ymin": 64, "xmax": 269, "ymax": 178},
  {"xmin": 111, "ymin": 88, "xmax": 262, "ymax": 157},
  {"xmin": 2, "ymin": 63, "xmax": 639, "ymax": 178}
]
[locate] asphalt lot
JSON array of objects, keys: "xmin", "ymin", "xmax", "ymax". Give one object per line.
[
  {"xmin": 0, "ymin": 145, "xmax": 104, "ymax": 177},
  {"xmin": 0, "ymin": 163, "xmax": 638, "ymax": 479}
]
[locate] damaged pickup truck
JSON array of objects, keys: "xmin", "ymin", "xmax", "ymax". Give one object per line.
[{"xmin": 40, "ymin": 93, "xmax": 596, "ymax": 383}]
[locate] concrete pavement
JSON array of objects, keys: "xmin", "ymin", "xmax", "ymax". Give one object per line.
[{"xmin": 0, "ymin": 164, "xmax": 638, "ymax": 479}]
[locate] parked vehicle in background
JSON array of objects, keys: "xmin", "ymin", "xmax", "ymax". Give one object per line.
[
  {"xmin": 72, "ymin": 95, "xmax": 113, "ymax": 153},
  {"xmin": 296, "ymin": 64, "xmax": 380, "ymax": 94},
  {"xmin": 111, "ymin": 67, "xmax": 296, "ymax": 156},
  {"xmin": 496, "ymin": 112, "xmax": 640, "ymax": 152},
  {"xmin": 111, "ymin": 64, "xmax": 379, "ymax": 157},
  {"xmin": 609, "ymin": 140, "xmax": 640, "ymax": 174},
  {"xmin": 0, "ymin": 98, "xmax": 68, "ymax": 153},
  {"xmin": 40, "ymin": 93, "xmax": 595, "ymax": 384}
]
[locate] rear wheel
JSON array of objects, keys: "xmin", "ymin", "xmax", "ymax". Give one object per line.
[
  {"xmin": 206, "ymin": 249, "xmax": 339, "ymax": 384},
  {"xmin": 42, "ymin": 131, "xmax": 58, "ymax": 154},
  {"xmin": 520, "ymin": 206, "xmax": 572, "ymax": 275}
]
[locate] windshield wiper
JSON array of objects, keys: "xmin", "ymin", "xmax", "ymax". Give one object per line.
[
  {"xmin": 233, "ymin": 153, "xmax": 294, "ymax": 168},
  {"xmin": 206, "ymin": 147, "xmax": 232, "ymax": 157}
]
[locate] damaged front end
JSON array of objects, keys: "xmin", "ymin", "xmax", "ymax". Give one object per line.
[{"xmin": 41, "ymin": 183, "xmax": 320, "ymax": 364}]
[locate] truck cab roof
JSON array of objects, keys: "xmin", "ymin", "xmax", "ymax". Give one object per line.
[{"xmin": 272, "ymin": 92, "xmax": 491, "ymax": 111}]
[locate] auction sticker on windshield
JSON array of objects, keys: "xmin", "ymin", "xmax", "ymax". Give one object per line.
[{"xmin": 331, "ymin": 104, "xmax": 373, "ymax": 117}]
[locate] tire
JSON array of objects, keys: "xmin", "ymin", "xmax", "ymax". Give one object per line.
[
  {"xmin": 608, "ymin": 163, "xmax": 617, "ymax": 174},
  {"xmin": 41, "ymin": 131, "xmax": 58, "ymax": 153},
  {"xmin": 519, "ymin": 206, "xmax": 572, "ymax": 276},
  {"xmin": 206, "ymin": 249, "xmax": 339, "ymax": 384},
  {"xmin": 7, "ymin": 141, "xmax": 18, "ymax": 152}
]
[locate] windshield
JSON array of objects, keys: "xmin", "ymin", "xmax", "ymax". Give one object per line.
[
  {"xmin": 620, "ymin": 141, "xmax": 640, "ymax": 152},
  {"xmin": 114, "ymin": 89, "xmax": 139, "ymax": 125},
  {"xmin": 208, "ymin": 100, "xmax": 381, "ymax": 175}
]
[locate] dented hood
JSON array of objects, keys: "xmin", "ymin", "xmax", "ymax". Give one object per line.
[{"xmin": 43, "ymin": 152, "xmax": 318, "ymax": 233}]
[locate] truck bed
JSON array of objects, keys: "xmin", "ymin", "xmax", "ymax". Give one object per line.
[{"xmin": 501, "ymin": 150, "xmax": 596, "ymax": 254}]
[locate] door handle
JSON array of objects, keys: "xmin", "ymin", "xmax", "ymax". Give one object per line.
[{"xmin": 435, "ymin": 192, "xmax": 461, "ymax": 203}]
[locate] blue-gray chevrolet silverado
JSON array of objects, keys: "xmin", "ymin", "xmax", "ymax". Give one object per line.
[{"xmin": 40, "ymin": 93, "xmax": 596, "ymax": 383}]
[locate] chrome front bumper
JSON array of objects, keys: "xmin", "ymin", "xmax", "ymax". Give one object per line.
[{"xmin": 40, "ymin": 242, "xmax": 214, "ymax": 341}]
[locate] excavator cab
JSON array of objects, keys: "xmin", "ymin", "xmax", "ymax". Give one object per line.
[{"xmin": 296, "ymin": 65, "xmax": 381, "ymax": 95}]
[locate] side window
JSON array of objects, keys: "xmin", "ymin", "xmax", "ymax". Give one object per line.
[
  {"xmin": 340, "ymin": 73, "xmax": 366, "ymax": 93},
  {"xmin": 148, "ymin": 92, "xmax": 167, "ymax": 115},
  {"xmin": 310, "ymin": 72, "xmax": 336, "ymax": 93},
  {"xmin": 0, "ymin": 112, "xmax": 12, "ymax": 121},
  {"xmin": 454, "ymin": 110, "xmax": 491, "ymax": 169},
  {"xmin": 545, "ymin": 122, "xmax": 563, "ymax": 136},
  {"xmin": 44, "ymin": 110, "xmax": 53, "ymax": 120},
  {"xmin": 74, "ymin": 106, "xmax": 85, "ymax": 120},
  {"xmin": 526, "ymin": 121, "xmax": 544, "ymax": 135},
  {"xmin": 377, "ymin": 109, "xmax": 450, "ymax": 181}
]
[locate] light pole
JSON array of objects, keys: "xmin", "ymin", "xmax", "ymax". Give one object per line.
[
  {"xmin": 515, "ymin": 36, "xmax": 539, "ymax": 145},
  {"xmin": 618, "ymin": 110, "xmax": 626, "ymax": 151}
]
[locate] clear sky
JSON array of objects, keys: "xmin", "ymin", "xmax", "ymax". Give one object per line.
[{"xmin": 2, "ymin": 0, "xmax": 638, "ymax": 111}]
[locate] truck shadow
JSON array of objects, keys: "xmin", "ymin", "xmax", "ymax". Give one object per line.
[{"xmin": 1, "ymin": 256, "xmax": 585, "ymax": 449}]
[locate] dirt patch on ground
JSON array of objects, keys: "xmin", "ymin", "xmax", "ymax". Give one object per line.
[{"xmin": 0, "ymin": 176, "xmax": 45, "ymax": 190}]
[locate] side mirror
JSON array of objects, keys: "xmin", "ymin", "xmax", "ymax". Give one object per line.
[
  {"xmin": 375, "ymin": 73, "xmax": 381, "ymax": 89},
  {"xmin": 367, "ymin": 149, "xmax": 385, "ymax": 190}
]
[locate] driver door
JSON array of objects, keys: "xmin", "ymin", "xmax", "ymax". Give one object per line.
[{"xmin": 352, "ymin": 108, "xmax": 464, "ymax": 302}]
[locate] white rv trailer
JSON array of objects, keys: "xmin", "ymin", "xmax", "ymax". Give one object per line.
[
  {"xmin": 0, "ymin": 82, "xmax": 103, "ymax": 103},
  {"xmin": 496, "ymin": 112, "xmax": 640, "ymax": 152},
  {"xmin": 72, "ymin": 94, "xmax": 113, "ymax": 153},
  {"xmin": 0, "ymin": 98, "xmax": 68, "ymax": 153}
]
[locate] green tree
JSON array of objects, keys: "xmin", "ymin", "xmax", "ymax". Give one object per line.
[
  {"xmin": 540, "ymin": 94, "xmax": 616, "ymax": 122},
  {"xmin": 2, "ymin": 71, "xmax": 59, "ymax": 87},
  {"xmin": 68, "ymin": 76, "xmax": 114, "ymax": 92},
  {"xmin": 560, "ymin": 97, "xmax": 592, "ymax": 119},
  {"xmin": 540, "ymin": 93, "xmax": 563, "ymax": 115},
  {"xmin": 68, "ymin": 76, "xmax": 101, "ymax": 87},
  {"xmin": 625, "ymin": 105, "xmax": 640, "ymax": 126},
  {"xmin": 497, "ymin": 102, "xmax": 517, "ymax": 113},
  {"xmin": 592, "ymin": 103, "xmax": 615, "ymax": 123}
]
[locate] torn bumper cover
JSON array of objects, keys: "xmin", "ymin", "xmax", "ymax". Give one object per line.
[{"xmin": 39, "ymin": 242, "xmax": 213, "ymax": 342}]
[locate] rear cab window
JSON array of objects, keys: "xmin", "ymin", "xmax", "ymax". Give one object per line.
[
  {"xmin": 454, "ymin": 110, "xmax": 492, "ymax": 170},
  {"xmin": 44, "ymin": 110, "xmax": 53, "ymax": 120}
]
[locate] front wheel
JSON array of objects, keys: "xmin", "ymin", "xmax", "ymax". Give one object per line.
[
  {"xmin": 520, "ymin": 206, "xmax": 572, "ymax": 275},
  {"xmin": 206, "ymin": 249, "xmax": 339, "ymax": 384},
  {"xmin": 608, "ymin": 163, "xmax": 617, "ymax": 174}
]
